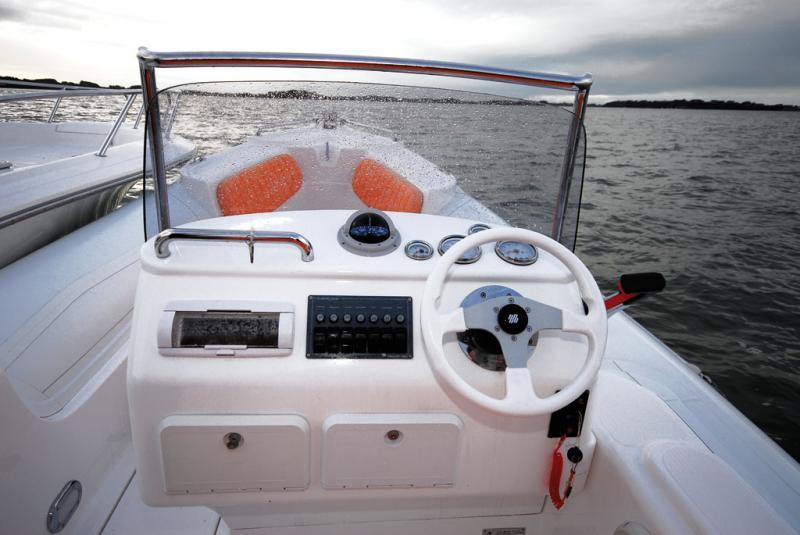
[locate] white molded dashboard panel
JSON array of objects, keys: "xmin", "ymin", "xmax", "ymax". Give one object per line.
[{"xmin": 128, "ymin": 210, "xmax": 596, "ymax": 525}]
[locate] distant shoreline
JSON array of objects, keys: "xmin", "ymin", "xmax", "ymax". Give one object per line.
[
  {"xmin": 595, "ymin": 99, "xmax": 798, "ymax": 112},
  {"xmin": 0, "ymin": 75, "xmax": 139, "ymax": 90},
  {"xmin": 2, "ymin": 75, "xmax": 797, "ymax": 111}
]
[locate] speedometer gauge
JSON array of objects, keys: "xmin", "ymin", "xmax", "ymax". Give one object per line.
[
  {"xmin": 438, "ymin": 235, "xmax": 482, "ymax": 264},
  {"xmin": 495, "ymin": 241, "xmax": 538, "ymax": 266}
]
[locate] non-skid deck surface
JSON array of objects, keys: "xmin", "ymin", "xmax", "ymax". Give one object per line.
[{"xmin": 102, "ymin": 475, "xmax": 220, "ymax": 535}]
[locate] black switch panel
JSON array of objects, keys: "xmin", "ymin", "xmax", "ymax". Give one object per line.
[
  {"xmin": 307, "ymin": 296, "xmax": 413, "ymax": 359},
  {"xmin": 547, "ymin": 390, "xmax": 590, "ymax": 438}
]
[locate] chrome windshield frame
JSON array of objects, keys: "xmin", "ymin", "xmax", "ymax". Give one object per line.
[{"xmin": 136, "ymin": 48, "xmax": 592, "ymax": 239}]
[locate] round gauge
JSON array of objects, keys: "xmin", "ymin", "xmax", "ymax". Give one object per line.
[
  {"xmin": 404, "ymin": 240, "xmax": 434, "ymax": 261},
  {"xmin": 438, "ymin": 234, "xmax": 482, "ymax": 264},
  {"xmin": 468, "ymin": 223, "xmax": 490, "ymax": 234},
  {"xmin": 495, "ymin": 240, "xmax": 538, "ymax": 266}
]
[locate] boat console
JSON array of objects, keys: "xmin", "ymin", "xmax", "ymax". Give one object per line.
[{"xmin": 128, "ymin": 209, "xmax": 606, "ymax": 529}]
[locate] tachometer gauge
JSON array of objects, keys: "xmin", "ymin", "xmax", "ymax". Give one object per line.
[
  {"xmin": 495, "ymin": 240, "xmax": 538, "ymax": 266},
  {"xmin": 438, "ymin": 235, "xmax": 482, "ymax": 264},
  {"xmin": 404, "ymin": 240, "xmax": 434, "ymax": 260}
]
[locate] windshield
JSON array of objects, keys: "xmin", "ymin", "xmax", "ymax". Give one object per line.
[{"xmin": 145, "ymin": 80, "xmax": 586, "ymax": 249}]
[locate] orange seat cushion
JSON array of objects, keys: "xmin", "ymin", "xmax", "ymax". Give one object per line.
[
  {"xmin": 352, "ymin": 159, "xmax": 423, "ymax": 213},
  {"xmin": 216, "ymin": 154, "xmax": 303, "ymax": 216}
]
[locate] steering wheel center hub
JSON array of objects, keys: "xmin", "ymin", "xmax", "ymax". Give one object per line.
[{"xmin": 498, "ymin": 304, "xmax": 528, "ymax": 335}]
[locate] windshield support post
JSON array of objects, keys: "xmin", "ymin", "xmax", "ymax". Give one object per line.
[
  {"xmin": 552, "ymin": 87, "xmax": 590, "ymax": 245},
  {"xmin": 139, "ymin": 58, "xmax": 171, "ymax": 232}
]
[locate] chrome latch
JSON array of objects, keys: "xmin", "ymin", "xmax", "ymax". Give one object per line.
[{"xmin": 47, "ymin": 480, "xmax": 82, "ymax": 533}]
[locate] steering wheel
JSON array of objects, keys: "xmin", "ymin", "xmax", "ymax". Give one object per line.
[{"xmin": 421, "ymin": 227, "xmax": 607, "ymax": 416}]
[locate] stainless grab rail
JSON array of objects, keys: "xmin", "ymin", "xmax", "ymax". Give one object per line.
[
  {"xmin": 47, "ymin": 96, "xmax": 62, "ymax": 123},
  {"xmin": 0, "ymin": 88, "xmax": 139, "ymax": 102},
  {"xmin": 154, "ymin": 228, "xmax": 315, "ymax": 262},
  {"xmin": 96, "ymin": 94, "xmax": 137, "ymax": 156},
  {"xmin": 137, "ymin": 49, "xmax": 592, "ymax": 91}
]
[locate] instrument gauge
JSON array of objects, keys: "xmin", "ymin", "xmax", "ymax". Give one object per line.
[
  {"xmin": 404, "ymin": 240, "xmax": 434, "ymax": 260},
  {"xmin": 438, "ymin": 235, "xmax": 482, "ymax": 264},
  {"xmin": 468, "ymin": 223, "xmax": 490, "ymax": 234},
  {"xmin": 495, "ymin": 240, "xmax": 538, "ymax": 266}
]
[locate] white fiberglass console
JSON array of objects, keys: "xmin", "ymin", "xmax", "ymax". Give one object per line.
[{"xmin": 127, "ymin": 209, "xmax": 606, "ymax": 529}]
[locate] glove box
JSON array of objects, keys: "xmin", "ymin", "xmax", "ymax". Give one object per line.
[
  {"xmin": 159, "ymin": 414, "xmax": 310, "ymax": 494},
  {"xmin": 321, "ymin": 413, "xmax": 463, "ymax": 489}
]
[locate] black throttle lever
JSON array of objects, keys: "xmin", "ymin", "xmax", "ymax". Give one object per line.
[{"xmin": 604, "ymin": 272, "xmax": 666, "ymax": 312}]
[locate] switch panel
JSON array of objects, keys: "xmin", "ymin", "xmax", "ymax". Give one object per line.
[{"xmin": 307, "ymin": 296, "xmax": 412, "ymax": 359}]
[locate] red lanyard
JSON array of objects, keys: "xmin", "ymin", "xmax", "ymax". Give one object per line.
[{"xmin": 549, "ymin": 435, "xmax": 577, "ymax": 510}]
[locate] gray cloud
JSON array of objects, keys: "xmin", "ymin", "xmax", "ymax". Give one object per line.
[
  {"xmin": 475, "ymin": 8, "xmax": 800, "ymax": 101},
  {"xmin": 0, "ymin": 3, "xmax": 24, "ymax": 21}
]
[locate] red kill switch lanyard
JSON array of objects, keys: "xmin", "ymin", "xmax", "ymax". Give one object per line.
[{"xmin": 549, "ymin": 435, "xmax": 578, "ymax": 510}]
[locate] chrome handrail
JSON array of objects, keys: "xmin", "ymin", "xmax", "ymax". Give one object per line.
[
  {"xmin": 137, "ymin": 48, "xmax": 592, "ymax": 241},
  {"xmin": 47, "ymin": 96, "xmax": 62, "ymax": 123},
  {"xmin": 154, "ymin": 228, "xmax": 315, "ymax": 262},
  {"xmin": 0, "ymin": 88, "xmax": 138, "ymax": 102},
  {"xmin": 96, "ymin": 94, "xmax": 137, "ymax": 156},
  {"xmin": 137, "ymin": 50, "xmax": 592, "ymax": 91}
]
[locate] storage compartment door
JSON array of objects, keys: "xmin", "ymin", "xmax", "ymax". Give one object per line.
[
  {"xmin": 322, "ymin": 413, "xmax": 462, "ymax": 489},
  {"xmin": 160, "ymin": 414, "xmax": 309, "ymax": 494}
]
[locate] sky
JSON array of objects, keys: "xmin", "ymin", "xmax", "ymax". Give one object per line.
[{"xmin": 1, "ymin": 0, "xmax": 799, "ymax": 104}]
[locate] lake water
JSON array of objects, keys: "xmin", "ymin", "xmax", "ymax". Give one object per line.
[
  {"xmin": 580, "ymin": 107, "xmax": 800, "ymax": 460},
  {"xmin": 3, "ymin": 90, "xmax": 799, "ymax": 461}
]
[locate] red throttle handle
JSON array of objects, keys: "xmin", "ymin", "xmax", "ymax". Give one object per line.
[{"xmin": 604, "ymin": 272, "xmax": 666, "ymax": 311}]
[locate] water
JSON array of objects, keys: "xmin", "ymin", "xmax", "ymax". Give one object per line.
[
  {"xmin": 580, "ymin": 108, "xmax": 800, "ymax": 460},
  {"xmin": 3, "ymin": 92, "xmax": 798, "ymax": 461}
]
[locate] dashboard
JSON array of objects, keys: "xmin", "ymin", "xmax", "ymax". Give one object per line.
[{"xmin": 128, "ymin": 208, "xmax": 603, "ymax": 517}]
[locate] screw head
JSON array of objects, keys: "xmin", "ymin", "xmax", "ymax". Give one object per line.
[
  {"xmin": 525, "ymin": 307, "xmax": 531, "ymax": 313},
  {"xmin": 494, "ymin": 325, "xmax": 500, "ymax": 332},
  {"xmin": 493, "ymin": 307, "xmax": 499, "ymax": 313},
  {"xmin": 527, "ymin": 326, "xmax": 533, "ymax": 332},
  {"xmin": 511, "ymin": 335, "xmax": 517, "ymax": 341},
  {"xmin": 386, "ymin": 429, "xmax": 401, "ymax": 441}
]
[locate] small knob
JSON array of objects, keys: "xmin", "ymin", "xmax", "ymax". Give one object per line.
[
  {"xmin": 224, "ymin": 432, "xmax": 243, "ymax": 450},
  {"xmin": 567, "ymin": 446, "xmax": 583, "ymax": 464}
]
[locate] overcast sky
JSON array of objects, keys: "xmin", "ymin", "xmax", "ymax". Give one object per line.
[{"xmin": 1, "ymin": 0, "xmax": 798, "ymax": 104}]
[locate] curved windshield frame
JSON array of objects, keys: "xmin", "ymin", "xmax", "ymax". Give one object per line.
[{"xmin": 138, "ymin": 51, "xmax": 590, "ymax": 250}]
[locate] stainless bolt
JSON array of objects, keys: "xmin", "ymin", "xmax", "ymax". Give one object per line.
[
  {"xmin": 527, "ymin": 326, "xmax": 533, "ymax": 332},
  {"xmin": 508, "ymin": 297, "xmax": 514, "ymax": 303},
  {"xmin": 494, "ymin": 325, "xmax": 500, "ymax": 332},
  {"xmin": 525, "ymin": 307, "xmax": 531, "ymax": 313},
  {"xmin": 511, "ymin": 335, "xmax": 517, "ymax": 341}
]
